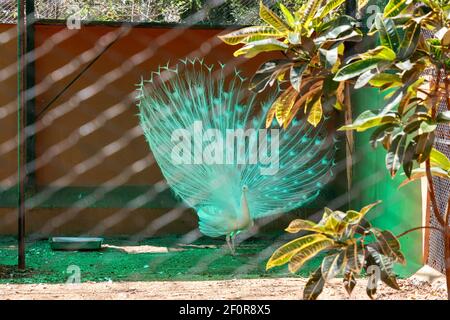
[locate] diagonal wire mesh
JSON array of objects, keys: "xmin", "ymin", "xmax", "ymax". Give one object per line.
[
  {"xmin": 0, "ymin": 0, "xmax": 16, "ymax": 23},
  {"xmin": 1, "ymin": 0, "xmax": 309, "ymax": 25},
  {"xmin": 0, "ymin": 0, "xmax": 424, "ymax": 288},
  {"xmin": 422, "ymin": 29, "xmax": 449, "ymax": 274}
]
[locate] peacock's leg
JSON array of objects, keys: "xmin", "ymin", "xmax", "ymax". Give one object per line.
[
  {"xmin": 231, "ymin": 233, "xmax": 236, "ymax": 253},
  {"xmin": 226, "ymin": 234, "xmax": 234, "ymax": 255}
]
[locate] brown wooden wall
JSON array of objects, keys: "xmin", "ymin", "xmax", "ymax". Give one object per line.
[{"xmin": 0, "ymin": 24, "xmax": 18, "ymax": 188}]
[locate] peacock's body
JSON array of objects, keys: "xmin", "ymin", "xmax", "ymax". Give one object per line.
[{"xmin": 137, "ymin": 59, "xmax": 335, "ymax": 253}]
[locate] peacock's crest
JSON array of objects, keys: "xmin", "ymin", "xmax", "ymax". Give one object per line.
[{"xmin": 137, "ymin": 59, "xmax": 336, "ymax": 250}]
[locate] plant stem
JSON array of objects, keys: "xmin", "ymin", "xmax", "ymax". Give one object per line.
[
  {"xmin": 396, "ymin": 225, "xmax": 444, "ymax": 238},
  {"xmin": 344, "ymin": 83, "xmax": 354, "ymax": 209},
  {"xmin": 425, "ymin": 159, "xmax": 446, "ymax": 227},
  {"xmin": 444, "ymin": 65, "xmax": 450, "ymax": 300},
  {"xmin": 427, "ymin": 66, "xmax": 446, "ymax": 227},
  {"xmin": 445, "ymin": 198, "xmax": 450, "ymax": 299}
]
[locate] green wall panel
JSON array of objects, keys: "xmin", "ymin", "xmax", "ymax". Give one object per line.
[{"xmin": 352, "ymin": 88, "xmax": 423, "ymax": 277}]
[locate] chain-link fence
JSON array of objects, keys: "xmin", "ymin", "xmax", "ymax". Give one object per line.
[
  {"xmin": 0, "ymin": 0, "xmax": 426, "ymax": 292},
  {"xmin": 0, "ymin": 0, "xmax": 16, "ymax": 23},
  {"xmin": 1, "ymin": 0, "xmax": 309, "ymax": 25},
  {"xmin": 420, "ymin": 28, "xmax": 450, "ymax": 274}
]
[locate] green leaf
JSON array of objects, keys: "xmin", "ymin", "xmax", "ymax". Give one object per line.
[
  {"xmin": 436, "ymin": 27, "xmax": 450, "ymax": 46},
  {"xmin": 334, "ymin": 58, "xmax": 386, "ymax": 81},
  {"xmin": 418, "ymin": 121, "xmax": 437, "ymax": 135},
  {"xmin": 290, "ymin": 63, "xmax": 308, "ymax": 92},
  {"xmin": 343, "ymin": 201, "xmax": 380, "ymax": 227},
  {"xmin": 338, "ymin": 110, "xmax": 400, "ymax": 132},
  {"xmin": 385, "ymin": 131, "xmax": 406, "ymax": 177},
  {"xmin": 279, "ymin": 3, "xmax": 295, "ymax": 28},
  {"xmin": 358, "ymin": 0, "xmax": 370, "ymax": 10},
  {"xmin": 360, "ymin": 201, "xmax": 382, "ymax": 217},
  {"xmin": 315, "ymin": 0, "xmax": 346, "ymax": 19},
  {"xmin": 369, "ymin": 73, "xmax": 402, "ymax": 88},
  {"xmin": 321, "ymin": 251, "xmax": 346, "ymax": 281},
  {"xmin": 355, "ymin": 62, "xmax": 390, "ymax": 89},
  {"xmin": 319, "ymin": 47, "xmax": 339, "ymax": 69},
  {"xmin": 266, "ymin": 234, "xmax": 333, "ymax": 270},
  {"xmin": 259, "ymin": 1, "xmax": 292, "ymax": 32},
  {"xmin": 360, "ymin": 45, "xmax": 397, "ymax": 61},
  {"xmin": 344, "ymin": 271, "xmax": 357, "ymax": 296},
  {"xmin": 371, "ymin": 229, "xmax": 406, "ymax": 264},
  {"xmin": 366, "ymin": 246, "xmax": 400, "ymax": 290},
  {"xmin": 381, "ymin": 86, "xmax": 404, "ymax": 114},
  {"xmin": 315, "ymin": 23, "xmax": 353, "ymax": 44},
  {"xmin": 397, "ymin": 22, "xmax": 421, "ymax": 60},
  {"xmin": 303, "ymin": 268, "xmax": 325, "ymax": 300},
  {"xmin": 402, "ymin": 140, "xmax": 417, "ymax": 178},
  {"xmin": 345, "ymin": 241, "xmax": 365, "ymax": 273},
  {"xmin": 430, "ymin": 148, "xmax": 450, "ymax": 171},
  {"xmin": 317, "ymin": 15, "xmax": 357, "ymax": 32},
  {"xmin": 404, "ymin": 113, "xmax": 431, "ymax": 133},
  {"xmin": 374, "ymin": 14, "xmax": 400, "ymax": 51},
  {"xmin": 384, "ymin": 0, "xmax": 408, "ymax": 18},
  {"xmin": 416, "ymin": 132, "xmax": 435, "ymax": 163},
  {"xmin": 218, "ymin": 26, "xmax": 283, "ymax": 45},
  {"xmin": 370, "ymin": 123, "xmax": 396, "ymax": 148},
  {"xmin": 437, "ymin": 111, "xmax": 450, "ymax": 123},
  {"xmin": 250, "ymin": 59, "xmax": 291, "ymax": 93},
  {"xmin": 233, "ymin": 39, "xmax": 289, "ymax": 58},
  {"xmin": 298, "ymin": 0, "xmax": 323, "ymax": 27}
]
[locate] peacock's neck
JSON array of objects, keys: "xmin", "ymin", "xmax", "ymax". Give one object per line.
[{"xmin": 239, "ymin": 189, "xmax": 252, "ymax": 229}]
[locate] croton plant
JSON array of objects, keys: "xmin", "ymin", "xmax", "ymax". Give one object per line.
[{"xmin": 220, "ymin": 0, "xmax": 450, "ymax": 300}]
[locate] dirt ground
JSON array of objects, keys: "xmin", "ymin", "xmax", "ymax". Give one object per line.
[
  {"xmin": 0, "ymin": 276, "xmax": 447, "ymax": 300},
  {"xmin": 0, "ymin": 236, "xmax": 445, "ymax": 300}
]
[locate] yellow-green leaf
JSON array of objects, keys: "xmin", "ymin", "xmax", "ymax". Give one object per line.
[
  {"xmin": 273, "ymin": 87, "xmax": 298, "ymax": 127},
  {"xmin": 334, "ymin": 58, "xmax": 386, "ymax": 82},
  {"xmin": 298, "ymin": 0, "xmax": 322, "ymax": 28},
  {"xmin": 266, "ymin": 234, "xmax": 332, "ymax": 270},
  {"xmin": 288, "ymin": 237, "xmax": 335, "ymax": 273},
  {"xmin": 307, "ymin": 98, "xmax": 322, "ymax": 127},
  {"xmin": 368, "ymin": 73, "xmax": 402, "ymax": 88},
  {"xmin": 360, "ymin": 45, "xmax": 396, "ymax": 61},
  {"xmin": 358, "ymin": 0, "xmax": 370, "ymax": 10},
  {"xmin": 345, "ymin": 240, "xmax": 365, "ymax": 273},
  {"xmin": 359, "ymin": 200, "xmax": 382, "ymax": 217},
  {"xmin": 259, "ymin": 1, "xmax": 292, "ymax": 32},
  {"xmin": 279, "ymin": 3, "xmax": 295, "ymax": 28},
  {"xmin": 315, "ymin": 0, "xmax": 346, "ymax": 19},
  {"xmin": 384, "ymin": 0, "xmax": 408, "ymax": 18},
  {"xmin": 399, "ymin": 167, "xmax": 449, "ymax": 188},
  {"xmin": 338, "ymin": 110, "xmax": 400, "ymax": 132},
  {"xmin": 321, "ymin": 211, "xmax": 347, "ymax": 235},
  {"xmin": 233, "ymin": 39, "xmax": 289, "ymax": 58},
  {"xmin": 430, "ymin": 148, "xmax": 450, "ymax": 171},
  {"xmin": 285, "ymin": 219, "xmax": 320, "ymax": 233},
  {"xmin": 219, "ymin": 26, "xmax": 283, "ymax": 45}
]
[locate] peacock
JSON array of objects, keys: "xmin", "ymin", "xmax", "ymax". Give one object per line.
[{"xmin": 137, "ymin": 59, "xmax": 335, "ymax": 254}]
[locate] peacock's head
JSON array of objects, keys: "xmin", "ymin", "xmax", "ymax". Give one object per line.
[{"xmin": 242, "ymin": 185, "xmax": 249, "ymax": 193}]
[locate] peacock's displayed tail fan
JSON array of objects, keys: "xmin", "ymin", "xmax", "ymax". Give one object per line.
[{"xmin": 137, "ymin": 59, "xmax": 336, "ymax": 226}]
